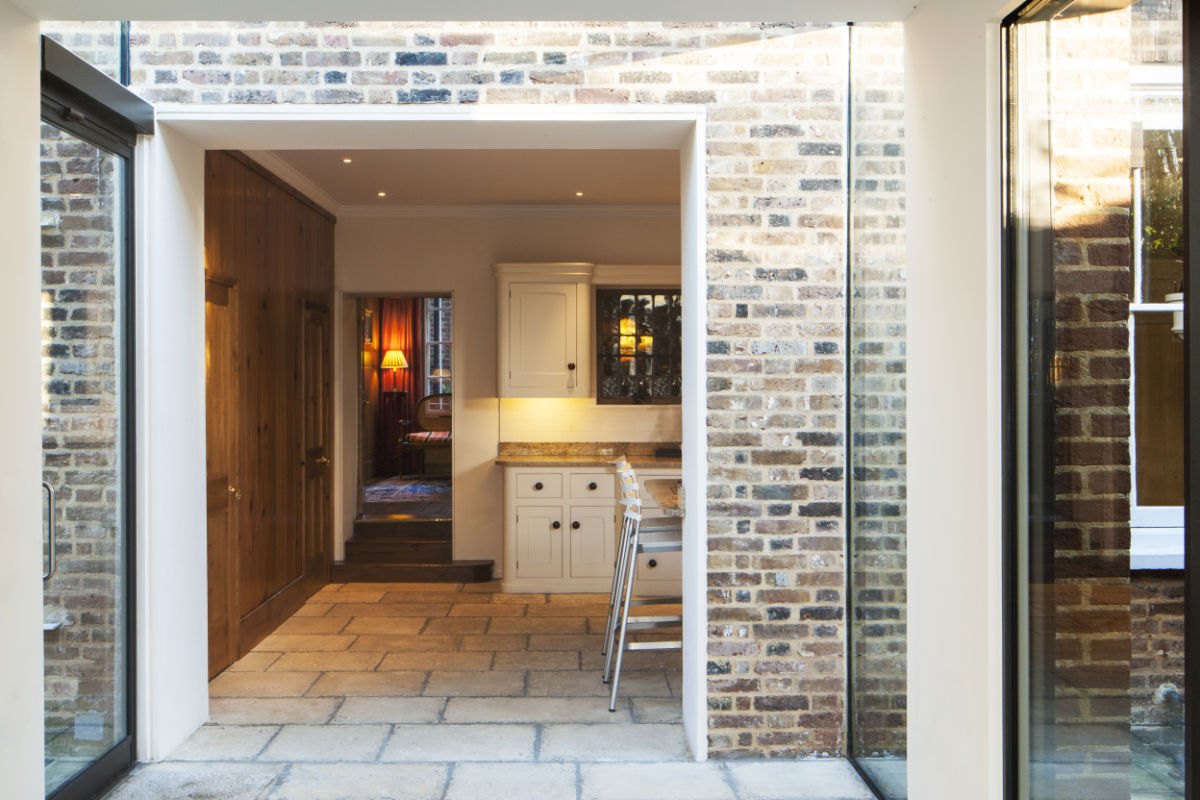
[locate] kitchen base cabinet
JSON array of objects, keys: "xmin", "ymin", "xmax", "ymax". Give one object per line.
[{"xmin": 501, "ymin": 465, "xmax": 681, "ymax": 595}]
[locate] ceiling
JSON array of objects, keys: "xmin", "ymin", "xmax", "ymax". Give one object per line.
[
  {"xmin": 269, "ymin": 149, "xmax": 680, "ymax": 208},
  {"xmin": 17, "ymin": 0, "xmax": 919, "ymax": 22}
]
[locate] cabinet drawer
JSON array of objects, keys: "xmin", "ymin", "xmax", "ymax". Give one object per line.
[
  {"xmin": 515, "ymin": 473, "xmax": 563, "ymax": 498},
  {"xmin": 569, "ymin": 472, "xmax": 615, "ymax": 499},
  {"xmin": 635, "ymin": 550, "xmax": 682, "ymax": 588}
]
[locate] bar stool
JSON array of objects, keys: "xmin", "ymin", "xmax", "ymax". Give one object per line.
[{"xmin": 602, "ymin": 457, "xmax": 682, "ymax": 712}]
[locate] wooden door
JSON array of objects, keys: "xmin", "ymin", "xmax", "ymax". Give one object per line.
[
  {"xmin": 205, "ymin": 274, "xmax": 239, "ymax": 678},
  {"xmin": 301, "ymin": 301, "xmax": 332, "ymax": 585}
]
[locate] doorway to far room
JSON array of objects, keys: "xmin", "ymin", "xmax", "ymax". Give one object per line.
[{"xmin": 358, "ymin": 295, "xmax": 453, "ymax": 522}]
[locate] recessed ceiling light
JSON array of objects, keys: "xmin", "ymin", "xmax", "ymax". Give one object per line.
[
  {"xmin": 377, "ymin": 191, "xmax": 387, "ymax": 198},
  {"xmin": 343, "ymin": 157, "xmax": 353, "ymax": 164},
  {"xmin": 575, "ymin": 191, "xmax": 584, "ymax": 197}
]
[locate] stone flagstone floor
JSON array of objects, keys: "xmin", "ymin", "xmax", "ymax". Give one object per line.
[{"xmin": 100, "ymin": 582, "xmax": 874, "ymax": 800}]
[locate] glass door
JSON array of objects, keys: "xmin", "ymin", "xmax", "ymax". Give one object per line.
[
  {"xmin": 1005, "ymin": 2, "xmax": 1186, "ymax": 798},
  {"xmin": 40, "ymin": 36, "xmax": 150, "ymax": 800}
]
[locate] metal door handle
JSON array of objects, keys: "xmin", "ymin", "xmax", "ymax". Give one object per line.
[
  {"xmin": 42, "ymin": 481, "xmax": 56, "ymax": 582},
  {"xmin": 228, "ymin": 485, "xmax": 242, "ymax": 501},
  {"xmin": 316, "ymin": 457, "xmax": 331, "ymax": 465},
  {"xmin": 571, "ymin": 521, "xmax": 581, "ymax": 530}
]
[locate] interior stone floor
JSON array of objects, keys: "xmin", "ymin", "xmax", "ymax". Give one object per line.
[{"xmin": 100, "ymin": 582, "xmax": 873, "ymax": 800}]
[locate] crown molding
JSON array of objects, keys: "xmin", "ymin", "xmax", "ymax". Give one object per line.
[
  {"xmin": 336, "ymin": 204, "xmax": 680, "ymax": 219},
  {"xmin": 240, "ymin": 150, "xmax": 341, "ymax": 215}
]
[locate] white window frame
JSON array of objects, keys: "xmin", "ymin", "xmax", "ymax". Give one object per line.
[
  {"xmin": 423, "ymin": 296, "xmax": 451, "ymax": 397},
  {"xmin": 1130, "ymin": 74, "xmax": 1184, "ymax": 568}
]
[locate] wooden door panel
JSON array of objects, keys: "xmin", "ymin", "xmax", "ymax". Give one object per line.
[
  {"xmin": 205, "ymin": 272, "xmax": 238, "ymax": 678},
  {"xmin": 206, "ymin": 150, "xmax": 335, "ymax": 661},
  {"xmin": 302, "ymin": 302, "xmax": 331, "ymax": 581}
]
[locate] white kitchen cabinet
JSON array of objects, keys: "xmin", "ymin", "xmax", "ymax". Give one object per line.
[
  {"xmin": 501, "ymin": 464, "xmax": 681, "ymax": 595},
  {"xmin": 569, "ymin": 504, "xmax": 616, "ymax": 578},
  {"xmin": 495, "ymin": 263, "xmax": 593, "ymax": 398}
]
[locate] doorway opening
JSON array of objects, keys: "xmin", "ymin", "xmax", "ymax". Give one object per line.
[{"xmin": 357, "ymin": 295, "xmax": 454, "ymax": 522}]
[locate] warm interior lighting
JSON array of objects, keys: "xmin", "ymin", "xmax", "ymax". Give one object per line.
[
  {"xmin": 619, "ymin": 335, "xmax": 636, "ymax": 356},
  {"xmin": 575, "ymin": 191, "xmax": 584, "ymax": 197},
  {"xmin": 381, "ymin": 350, "xmax": 409, "ymax": 370},
  {"xmin": 343, "ymin": 157, "xmax": 353, "ymax": 163},
  {"xmin": 377, "ymin": 191, "xmax": 387, "ymax": 197},
  {"xmin": 618, "ymin": 318, "xmax": 636, "ymax": 335}
]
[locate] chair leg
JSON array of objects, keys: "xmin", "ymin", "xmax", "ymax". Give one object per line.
[
  {"xmin": 602, "ymin": 526, "xmax": 633, "ymax": 684},
  {"xmin": 608, "ymin": 526, "xmax": 641, "ymax": 712},
  {"xmin": 602, "ymin": 515, "xmax": 633, "ymax": 663}
]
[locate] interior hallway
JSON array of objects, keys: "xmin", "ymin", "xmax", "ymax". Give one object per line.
[{"xmin": 99, "ymin": 582, "xmax": 873, "ymax": 800}]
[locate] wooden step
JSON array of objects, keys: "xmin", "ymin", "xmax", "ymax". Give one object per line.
[
  {"xmin": 344, "ymin": 537, "xmax": 451, "ymax": 563},
  {"xmin": 331, "ymin": 560, "xmax": 493, "ymax": 583},
  {"xmin": 353, "ymin": 517, "xmax": 451, "ymax": 541}
]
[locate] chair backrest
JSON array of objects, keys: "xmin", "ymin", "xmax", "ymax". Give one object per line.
[
  {"xmin": 615, "ymin": 457, "xmax": 641, "ymax": 509},
  {"xmin": 415, "ymin": 393, "xmax": 452, "ymax": 432}
]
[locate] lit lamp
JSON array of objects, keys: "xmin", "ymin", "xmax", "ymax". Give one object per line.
[{"xmin": 381, "ymin": 349, "xmax": 408, "ymax": 392}]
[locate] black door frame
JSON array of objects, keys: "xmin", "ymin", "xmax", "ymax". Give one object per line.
[
  {"xmin": 1002, "ymin": 2, "xmax": 1198, "ymax": 799},
  {"xmin": 40, "ymin": 35, "xmax": 152, "ymax": 800}
]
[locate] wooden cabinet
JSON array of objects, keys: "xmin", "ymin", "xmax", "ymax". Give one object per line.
[
  {"xmin": 502, "ymin": 464, "xmax": 681, "ymax": 595},
  {"xmin": 495, "ymin": 263, "xmax": 593, "ymax": 398}
]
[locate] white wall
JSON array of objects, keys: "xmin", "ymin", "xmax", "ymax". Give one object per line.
[
  {"xmin": 335, "ymin": 213, "xmax": 681, "ymax": 568},
  {"xmin": 905, "ymin": 1, "xmax": 1015, "ymax": 798},
  {"xmin": 0, "ymin": 4, "xmax": 49, "ymax": 797},
  {"xmin": 134, "ymin": 123, "xmax": 210, "ymax": 759}
]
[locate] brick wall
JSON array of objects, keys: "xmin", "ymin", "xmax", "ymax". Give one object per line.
[
  {"xmin": 1130, "ymin": 573, "xmax": 1184, "ymax": 761},
  {"xmin": 40, "ymin": 121, "xmax": 126, "ymax": 753},
  {"xmin": 50, "ymin": 19, "xmax": 912, "ymax": 757},
  {"xmin": 1047, "ymin": 11, "xmax": 1133, "ymax": 796}
]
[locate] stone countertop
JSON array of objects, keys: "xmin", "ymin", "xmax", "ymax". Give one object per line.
[{"xmin": 493, "ymin": 454, "xmax": 682, "ymax": 468}]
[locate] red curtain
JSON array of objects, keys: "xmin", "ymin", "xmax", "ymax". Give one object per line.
[
  {"xmin": 378, "ymin": 298, "xmax": 425, "ymax": 475},
  {"xmin": 379, "ymin": 298, "xmax": 424, "ymax": 399}
]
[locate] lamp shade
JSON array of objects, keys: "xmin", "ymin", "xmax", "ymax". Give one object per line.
[{"xmin": 381, "ymin": 349, "xmax": 409, "ymax": 370}]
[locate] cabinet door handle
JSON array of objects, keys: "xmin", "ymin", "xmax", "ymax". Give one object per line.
[
  {"xmin": 648, "ymin": 558, "xmax": 658, "ymax": 568},
  {"xmin": 567, "ymin": 362, "xmax": 576, "ymax": 370},
  {"xmin": 534, "ymin": 482, "xmax": 544, "ymax": 491},
  {"xmin": 588, "ymin": 482, "xmax": 597, "ymax": 491},
  {"xmin": 571, "ymin": 521, "xmax": 581, "ymax": 530},
  {"xmin": 551, "ymin": 521, "xmax": 561, "ymax": 529}
]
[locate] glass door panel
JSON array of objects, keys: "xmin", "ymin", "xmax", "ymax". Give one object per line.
[
  {"xmin": 1006, "ymin": 1, "xmax": 1185, "ymax": 798},
  {"xmin": 40, "ymin": 121, "xmax": 130, "ymax": 797}
]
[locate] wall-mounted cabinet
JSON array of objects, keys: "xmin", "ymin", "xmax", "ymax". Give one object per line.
[{"xmin": 495, "ymin": 263, "xmax": 594, "ymax": 398}]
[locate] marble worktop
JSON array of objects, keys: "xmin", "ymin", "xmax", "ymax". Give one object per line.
[{"xmin": 494, "ymin": 441, "xmax": 682, "ymax": 469}]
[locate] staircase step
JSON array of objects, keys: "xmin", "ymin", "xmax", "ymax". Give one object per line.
[
  {"xmin": 331, "ymin": 560, "xmax": 493, "ymax": 583},
  {"xmin": 353, "ymin": 517, "xmax": 451, "ymax": 541},
  {"xmin": 344, "ymin": 537, "xmax": 452, "ymax": 563}
]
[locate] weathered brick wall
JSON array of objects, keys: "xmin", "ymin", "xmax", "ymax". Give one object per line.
[
  {"xmin": 40, "ymin": 121, "xmax": 125, "ymax": 748},
  {"xmin": 847, "ymin": 22, "xmax": 906, "ymax": 759},
  {"xmin": 109, "ymin": 20, "xmax": 908, "ymax": 757},
  {"xmin": 1130, "ymin": 573, "xmax": 1184, "ymax": 758},
  {"xmin": 42, "ymin": 22, "xmax": 123, "ymax": 80},
  {"xmin": 1048, "ymin": 11, "xmax": 1133, "ymax": 796}
]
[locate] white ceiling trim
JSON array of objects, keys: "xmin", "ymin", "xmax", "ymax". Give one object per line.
[
  {"xmin": 241, "ymin": 150, "xmax": 340, "ymax": 214},
  {"xmin": 336, "ymin": 204, "xmax": 680, "ymax": 219},
  {"xmin": 18, "ymin": 0, "xmax": 916, "ymax": 22}
]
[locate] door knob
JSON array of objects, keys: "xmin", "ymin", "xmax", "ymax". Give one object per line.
[
  {"xmin": 588, "ymin": 482, "xmax": 597, "ymax": 490},
  {"xmin": 316, "ymin": 457, "xmax": 331, "ymax": 465},
  {"xmin": 534, "ymin": 482, "xmax": 544, "ymax": 490},
  {"xmin": 571, "ymin": 521, "xmax": 581, "ymax": 530},
  {"xmin": 551, "ymin": 521, "xmax": 561, "ymax": 529},
  {"xmin": 228, "ymin": 485, "xmax": 242, "ymax": 501}
]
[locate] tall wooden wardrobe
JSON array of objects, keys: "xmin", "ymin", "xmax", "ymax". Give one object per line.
[{"xmin": 204, "ymin": 150, "xmax": 335, "ymax": 677}]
